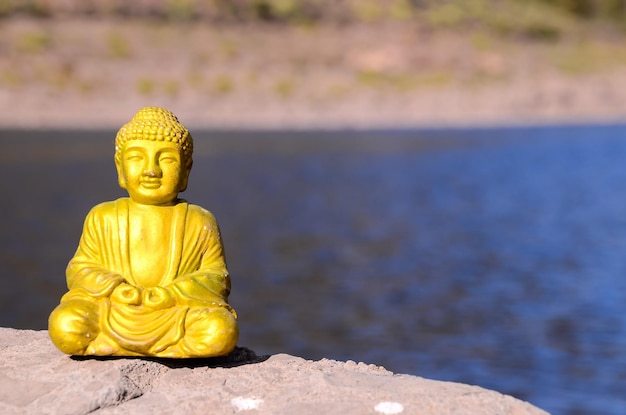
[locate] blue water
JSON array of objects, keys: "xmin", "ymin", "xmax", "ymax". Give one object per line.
[{"xmin": 1, "ymin": 126, "xmax": 625, "ymax": 414}]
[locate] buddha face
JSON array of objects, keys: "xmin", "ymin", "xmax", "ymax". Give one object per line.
[{"xmin": 116, "ymin": 140, "xmax": 190, "ymax": 206}]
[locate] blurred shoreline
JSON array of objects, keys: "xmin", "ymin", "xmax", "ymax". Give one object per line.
[{"xmin": 2, "ymin": 14, "xmax": 626, "ymax": 129}]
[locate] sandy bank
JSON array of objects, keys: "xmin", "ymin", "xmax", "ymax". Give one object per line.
[{"xmin": 1, "ymin": 18, "xmax": 626, "ymax": 130}]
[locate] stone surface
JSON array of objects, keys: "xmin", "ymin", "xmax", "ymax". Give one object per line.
[{"xmin": 0, "ymin": 328, "xmax": 549, "ymax": 415}]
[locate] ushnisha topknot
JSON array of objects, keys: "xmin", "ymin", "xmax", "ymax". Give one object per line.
[{"xmin": 114, "ymin": 107, "xmax": 193, "ymax": 168}]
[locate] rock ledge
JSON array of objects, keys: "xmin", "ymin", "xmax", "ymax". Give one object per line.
[{"xmin": 0, "ymin": 328, "xmax": 548, "ymax": 415}]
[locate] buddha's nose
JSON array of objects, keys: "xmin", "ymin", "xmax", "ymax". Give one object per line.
[{"xmin": 143, "ymin": 167, "xmax": 161, "ymax": 177}]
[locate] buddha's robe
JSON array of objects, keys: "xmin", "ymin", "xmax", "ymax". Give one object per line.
[{"xmin": 49, "ymin": 198, "xmax": 237, "ymax": 357}]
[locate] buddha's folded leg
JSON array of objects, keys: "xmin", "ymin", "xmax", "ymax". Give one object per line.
[
  {"xmin": 181, "ymin": 307, "xmax": 238, "ymax": 357},
  {"xmin": 48, "ymin": 299, "xmax": 100, "ymax": 355}
]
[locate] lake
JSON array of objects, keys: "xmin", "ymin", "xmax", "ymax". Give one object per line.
[{"xmin": 1, "ymin": 126, "xmax": 625, "ymax": 415}]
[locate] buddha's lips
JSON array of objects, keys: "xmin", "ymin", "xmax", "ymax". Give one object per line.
[{"xmin": 140, "ymin": 180, "xmax": 161, "ymax": 188}]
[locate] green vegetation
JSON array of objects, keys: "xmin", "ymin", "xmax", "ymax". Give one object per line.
[
  {"xmin": 356, "ymin": 70, "xmax": 413, "ymax": 90},
  {"xmin": 2, "ymin": 0, "xmax": 626, "ymax": 43},
  {"xmin": 16, "ymin": 30, "xmax": 51, "ymax": 54},
  {"xmin": 274, "ymin": 77, "xmax": 295, "ymax": 97},
  {"xmin": 166, "ymin": 0, "xmax": 194, "ymax": 21},
  {"xmin": 137, "ymin": 77, "xmax": 156, "ymax": 95},
  {"xmin": 421, "ymin": 1, "xmax": 578, "ymax": 41},
  {"xmin": 550, "ymin": 40, "xmax": 626, "ymax": 73},
  {"xmin": 218, "ymin": 38, "xmax": 238, "ymax": 60},
  {"xmin": 106, "ymin": 32, "xmax": 131, "ymax": 59},
  {"xmin": 186, "ymin": 69, "xmax": 204, "ymax": 89},
  {"xmin": 539, "ymin": 0, "xmax": 626, "ymax": 20},
  {"xmin": 0, "ymin": 67, "xmax": 22, "ymax": 87},
  {"xmin": 163, "ymin": 79, "xmax": 180, "ymax": 97},
  {"xmin": 212, "ymin": 74, "xmax": 235, "ymax": 94},
  {"xmin": 0, "ymin": 0, "xmax": 50, "ymax": 17},
  {"xmin": 78, "ymin": 79, "xmax": 95, "ymax": 95},
  {"xmin": 0, "ymin": 0, "xmax": 624, "ymax": 29},
  {"xmin": 46, "ymin": 62, "xmax": 74, "ymax": 90},
  {"xmin": 251, "ymin": 0, "xmax": 301, "ymax": 22},
  {"xmin": 2, "ymin": 1, "xmax": 626, "ymax": 52},
  {"xmin": 355, "ymin": 68, "xmax": 458, "ymax": 92},
  {"xmin": 135, "ymin": 77, "xmax": 183, "ymax": 96}
]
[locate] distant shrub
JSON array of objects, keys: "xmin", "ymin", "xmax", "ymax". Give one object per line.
[
  {"xmin": 137, "ymin": 77, "xmax": 156, "ymax": 95},
  {"xmin": 0, "ymin": 0, "xmax": 51, "ymax": 17},
  {"xmin": 166, "ymin": 0, "xmax": 195, "ymax": 21},
  {"xmin": 538, "ymin": 0, "xmax": 595, "ymax": 17},
  {"xmin": 212, "ymin": 74, "xmax": 235, "ymax": 93},
  {"xmin": 483, "ymin": 2, "xmax": 574, "ymax": 41},
  {"xmin": 274, "ymin": 77, "xmax": 295, "ymax": 97},
  {"xmin": 534, "ymin": 0, "xmax": 626, "ymax": 20},
  {"xmin": 106, "ymin": 32, "xmax": 131, "ymax": 59},
  {"xmin": 16, "ymin": 30, "xmax": 51, "ymax": 54},
  {"xmin": 0, "ymin": 67, "xmax": 23, "ymax": 87},
  {"xmin": 252, "ymin": 0, "xmax": 298, "ymax": 21},
  {"xmin": 1, "ymin": 0, "xmax": 626, "ymax": 33},
  {"xmin": 164, "ymin": 80, "xmax": 180, "ymax": 97},
  {"xmin": 0, "ymin": 0, "xmax": 13, "ymax": 18},
  {"xmin": 425, "ymin": 3, "xmax": 466, "ymax": 28},
  {"xmin": 355, "ymin": 70, "xmax": 423, "ymax": 91},
  {"xmin": 354, "ymin": 0, "xmax": 416, "ymax": 22},
  {"xmin": 186, "ymin": 69, "xmax": 204, "ymax": 88},
  {"xmin": 551, "ymin": 41, "xmax": 626, "ymax": 74}
]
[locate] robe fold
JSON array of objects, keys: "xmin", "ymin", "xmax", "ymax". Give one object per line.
[{"xmin": 60, "ymin": 197, "xmax": 235, "ymax": 354}]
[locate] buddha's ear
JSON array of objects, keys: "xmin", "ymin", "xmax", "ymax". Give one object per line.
[
  {"xmin": 179, "ymin": 160, "xmax": 193, "ymax": 192},
  {"xmin": 115, "ymin": 158, "xmax": 127, "ymax": 190}
]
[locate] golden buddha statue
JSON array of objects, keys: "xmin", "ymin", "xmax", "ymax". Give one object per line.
[{"xmin": 48, "ymin": 107, "xmax": 238, "ymax": 358}]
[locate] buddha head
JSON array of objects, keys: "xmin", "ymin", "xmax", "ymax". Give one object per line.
[{"xmin": 114, "ymin": 107, "xmax": 194, "ymax": 206}]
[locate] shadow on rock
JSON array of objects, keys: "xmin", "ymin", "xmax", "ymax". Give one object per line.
[{"xmin": 71, "ymin": 346, "xmax": 270, "ymax": 369}]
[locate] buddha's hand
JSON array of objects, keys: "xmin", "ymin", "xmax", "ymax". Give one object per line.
[
  {"xmin": 110, "ymin": 283, "xmax": 143, "ymax": 305},
  {"xmin": 142, "ymin": 286, "xmax": 175, "ymax": 310},
  {"xmin": 72, "ymin": 272, "xmax": 125, "ymax": 299}
]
